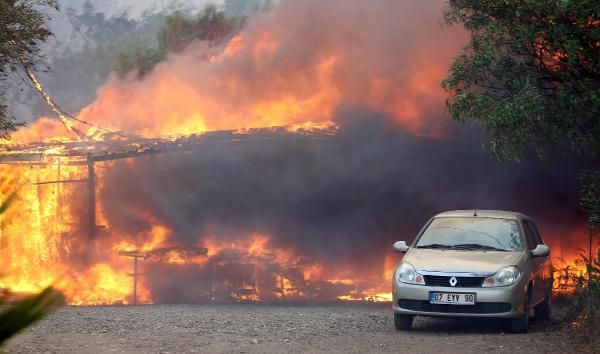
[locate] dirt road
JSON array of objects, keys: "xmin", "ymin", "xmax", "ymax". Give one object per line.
[{"xmin": 3, "ymin": 304, "xmax": 583, "ymax": 353}]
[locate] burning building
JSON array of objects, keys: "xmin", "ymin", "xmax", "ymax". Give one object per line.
[{"xmin": 0, "ymin": 0, "xmax": 594, "ymax": 305}]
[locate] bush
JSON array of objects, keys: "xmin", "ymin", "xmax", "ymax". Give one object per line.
[
  {"xmin": 0, "ymin": 287, "xmax": 64, "ymax": 346},
  {"xmin": 562, "ymin": 248, "xmax": 600, "ymax": 346}
]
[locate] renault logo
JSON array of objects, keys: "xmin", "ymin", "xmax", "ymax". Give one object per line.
[{"xmin": 449, "ymin": 277, "xmax": 458, "ymax": 287}]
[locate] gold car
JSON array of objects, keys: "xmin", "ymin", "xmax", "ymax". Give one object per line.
[{"xmin": 392, "ymin": 210, "xmax": 552, "ymax": 333}]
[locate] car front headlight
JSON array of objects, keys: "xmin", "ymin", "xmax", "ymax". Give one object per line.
[
  {"xmin": 395, "ymin": 262, "xmax": 425, "ymax": 285},
  {"xmin": 482, "ymin": 266, "xmax": 521, "ymax": 287}
]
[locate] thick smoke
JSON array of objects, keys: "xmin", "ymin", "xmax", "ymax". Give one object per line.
[
  {"xmin": 3, "ymin": 0, "xmax": 595, "ymax": 305},
  {"xmin": 98, "ymin": 108, "xmax": 594, "ymax": 302},
  {"xmin": 52, "ymin": 0, "xmax": 595, "ymax": 302},
  {"xmin": 65, "ymin": 0, "xmax": 467, "ymax": 137}
]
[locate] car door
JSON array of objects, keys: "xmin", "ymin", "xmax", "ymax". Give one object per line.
[
  {"xmin": 522, "ymin": 219, "xmax": 548, "ymax": 303},
  {"xmin": 526, "ymin": 220, "xmax": 552, "ymax": 295}
]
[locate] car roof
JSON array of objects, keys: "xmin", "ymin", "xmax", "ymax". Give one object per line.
[{"xmin": 434, "ymin": 210, "xmax": 531, "ymax": 221}]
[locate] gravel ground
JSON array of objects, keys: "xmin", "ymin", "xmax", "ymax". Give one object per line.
[{"xmin": 2, "ymin": 304, "xmax": 584, "ymax": 354}]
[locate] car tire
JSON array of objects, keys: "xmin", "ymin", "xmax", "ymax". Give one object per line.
[
  {"xmin": 534, "ymin": 293, "xmax": 551, "ymax": 321},
  {"xmin": 509, "ymin": 298, "xmax": 530, "ymax": 333},
  {"xmin": 394, "ymin": 313, "xmax": 414, "ymax": 330}
]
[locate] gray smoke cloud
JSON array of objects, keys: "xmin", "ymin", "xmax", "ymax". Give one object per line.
[
  {"xmin": 97, "ymin": 108, "xmax": 593, "ymax": 302},
  {"xmin": 69, "ymin": 0, "xmax": 594, "ymax": 302},
  {"xmin": 74, "ymin": 0, "xmax": 466, "ymax": 135}
]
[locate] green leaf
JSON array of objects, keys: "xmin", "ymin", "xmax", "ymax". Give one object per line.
[
  {"xmin": 0, "ymin": 287, "xmax": 63, "ymax": 345},
  {"xmin": 0, "ymin": 190, "xmax": 17, "ymax": 215}
]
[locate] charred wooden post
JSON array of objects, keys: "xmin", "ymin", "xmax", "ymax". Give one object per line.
[
  {"xmin": 120, "ymin": 251, "xmax": 145, "ymax": 305},
  {"xmin": 87, "ymin": 153, "xmax": 96, "ymax": 239},
  {"xmin": 208, "ymin": 261, "xmax": 214, "ymax": 303},
  {"xmin": 252, "ymin": 265, "xmax": 257, "ymax": 300},
  {"xmin": 56, "ymin": 159, "xmax": 61, "ymax": 225},
  {"xmin": 33, "ymin": 179, "xmax": 88, "ymax": 186},
  {"xmin": 133, "ymin": 255, "xmax": 139, "ymax": 305}
]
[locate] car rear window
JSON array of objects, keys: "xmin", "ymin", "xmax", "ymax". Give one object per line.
[{"xmin": 416, "ymin": 217, "xmax": 523, "ymax": 251}]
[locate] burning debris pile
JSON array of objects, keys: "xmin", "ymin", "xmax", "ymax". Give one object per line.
[
  {"xmin": 119, "ymin": 247, "xmax": 209, "ymax": 263},
  {"xmin": 0, "ymin": 0, "xmax": 593, "ymax": 305}
]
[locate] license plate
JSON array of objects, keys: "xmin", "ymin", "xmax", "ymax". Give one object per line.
[{"xmin": 430, "ymin": 292, "xmax": 476, "ymax": 305}]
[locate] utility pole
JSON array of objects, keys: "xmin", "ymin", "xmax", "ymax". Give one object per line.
[
  {"xmin": 87, "ymin": 153, "xmax": 96, "ymax": 240},
  {"xmin": 208, "ymin": 261, "xmax": 214, "ymax": 303},
  {"xmin": 133, "ymin": 255, "xmax": 139, "ymax": 305},
  {"xmin": 120, "ymin": 252, "xmax": 145, "ymax": 305}
]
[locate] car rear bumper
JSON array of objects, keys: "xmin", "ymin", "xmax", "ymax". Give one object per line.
[{"xmin": 392, "ymin": 280, "xmax": 528, "ymax": 318}]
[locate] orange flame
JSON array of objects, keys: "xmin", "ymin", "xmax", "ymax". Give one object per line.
[{"xmin": 0, "ymin": 1, "xmax": 468, "ymax": 304}]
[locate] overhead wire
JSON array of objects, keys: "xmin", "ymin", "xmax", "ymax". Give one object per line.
[
  {"xmin": 22, "ymin": 65, "xmax": 127, "ymax": 139},
  {"xmin": 11, "ymin": 39, "xmax": 126, "ymax": 140}
]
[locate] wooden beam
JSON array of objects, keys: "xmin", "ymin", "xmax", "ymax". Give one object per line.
[
  {"xmin": 87, "ymin": 153, "xmax": 96, "ymax": 240},
  {"xmin": 0, "ymin": 127, "xmax": 336, "ymax": 165},
  {"xmin": 133, "ymin": 255, "xmax": 139, "ymax": 305},
  {"xmin": 33, "ymin": 179, "xmax": 87, "ymax": 185}
]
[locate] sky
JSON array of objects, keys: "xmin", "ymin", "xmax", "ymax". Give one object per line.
[{"xmin": 57, "ymin": 0, "xmax": 219, "ymax": 19}]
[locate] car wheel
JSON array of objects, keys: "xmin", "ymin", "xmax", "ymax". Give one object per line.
[
  {"xmin": 394, "ymin": 313, "xmax": 414, "ymax": 330},
  {"xmin": 509, "ymin": 298, "xmax": 530, "ymax": 333},
  {"xmin": 534, "ymin": 293, "xmax": 551, "ymax": 321}
]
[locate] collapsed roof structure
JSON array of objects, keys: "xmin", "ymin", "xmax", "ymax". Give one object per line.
[{"xmin": 0, "ymin": 125, "xmax": 337, "ymax": 165}]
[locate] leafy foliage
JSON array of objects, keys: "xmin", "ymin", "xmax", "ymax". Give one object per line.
[
  {"xmin": 0, "ymin": 0, "xmax": 58, "ymax": 138},
  {"xmin": 20, "ymin": 4, "xmax": 167, "ymax": 121},
  {"xmin": 0, "ymin": 287, "xmax": 63, "ymax": 346},
  {"xmin": 442, "ymin": 0, "xmax": 600, "ymax": 160},
  {"xmin": 115, "ymin": 45, "xmax": 165, "ymax": 79},
  {"xmin": 553, "ymin": 260, "xmax": 579, "ymax": 294},
  {"xmin": 115, "ymin": 5, "xmax": 239, "ymax": 78},
  {"xmin": 159, "ymin": 5, "xmax": 237, "ymax": 54},
  {"xmin": 443, "ymin": 2, "xmax": 600, "ymax": 342},
  {"xmin": 0, "ymin": 189, "xmax": 16, "ymax": 214},
  {"xmin": 581, "ymin": 170, "xmax": 600, "ymax": 229},
  {"xmin": 560, "ymin": 249, "xmax": 600, "ymax": 345}
]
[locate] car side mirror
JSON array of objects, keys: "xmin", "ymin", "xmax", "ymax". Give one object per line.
[
  {"xmin": 531, "ymin": 244, "xmax": 550, "ymax": 258},
  {"xmin": 393, "ymin": 241, "xmax": 409, "ymax": 253}
]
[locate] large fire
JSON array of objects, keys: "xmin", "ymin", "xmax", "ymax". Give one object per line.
[
  {"xmin": 0, "ymin": 159, "xmax": 395, "ymax": 304},
  {"xmin": 0, "ymin": 152, "xmax": 589, "ymax": 304},
  {"xmin": 0, "ymin": 0, "xmax": 589, "ymax": 305}
]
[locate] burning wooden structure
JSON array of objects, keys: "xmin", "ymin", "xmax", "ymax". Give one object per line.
[
  {"xmin": 0, "ymin": 125, "xmax": 339, "ymax": 304},
  {"xmin": 0, "ymin": 126, "xmax": 336, "ymax": 240}
]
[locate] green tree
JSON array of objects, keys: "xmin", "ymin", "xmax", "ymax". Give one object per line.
[
  {"xmin": 0, "ymin": 0, "xmax": 58, "ymax": 138},
  {"xmin": 442, "ymin": 0, "xmax": 599, "ymax": 159},
  {"xmin": 115, "ymin": 5, "xmax": 239, "ymax": 78},
  {"xmin": 0, "ymin": 2, "xmax": 63, "ymax": 342},
  {"xmin": 115, "ymin": 44, "xmax": 165, "ymax": 78},
  {"xmin": 443, "ymin": 0, "xmax": 599, "ymax": 341},
  {"xmin": 442, "ymin": 0, "xmax": 599, "ymax": 233},
  {"xmin": 159, "ymin": 5, "xmax": 237, "ymax": 54},
  {"xmin": 581, "ymin": 171, "xmax": 600, "ymax": 230}
]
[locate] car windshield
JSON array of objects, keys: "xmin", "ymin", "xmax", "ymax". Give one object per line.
[{"xmin": 415, "ymin": 217, "xmax": 523, "ymax": 251}]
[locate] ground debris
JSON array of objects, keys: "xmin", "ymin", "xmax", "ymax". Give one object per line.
[{"xmin": 2, "ymin": 304, "xmax": 579, "ymax": 353}]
